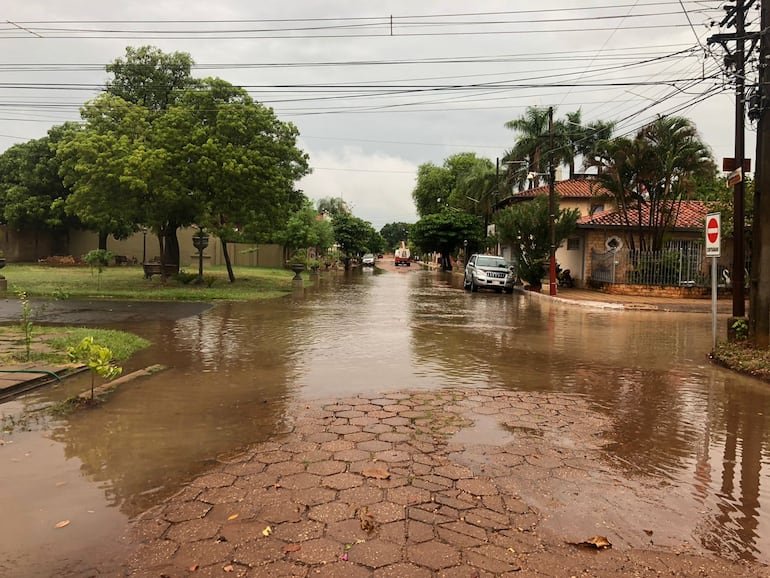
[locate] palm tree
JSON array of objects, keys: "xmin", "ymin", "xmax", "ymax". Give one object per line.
[
  {"xmin": 504, "ymin": 106, "xmax": 551, "ymax": 189},
  {"xmin": 591, "ymin": 115, "xmax": 715, "ymax": 251}
]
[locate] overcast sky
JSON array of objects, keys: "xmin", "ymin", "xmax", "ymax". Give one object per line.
[{"xmin": 1, "ymin": 1, "xmax": 757, "ymax": 230}]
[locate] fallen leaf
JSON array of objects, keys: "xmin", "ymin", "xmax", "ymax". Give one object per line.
[
  {"xmin": 227, "ymin": 514, "xmax": 239, "ymax": 521},
  {"xmin": 571, "ymin": 535, "xmax": 612, "ymax": 550},
  {"xmin": 223, "ymin": 564, "xmax": 234, "ymax": 572},
  {"xmin": 55, "ymin": 482, "xmax": 66, "ymax": 487},
  {"xmin": 262, "ymin": 526, "xmax": 272, "ymax": 537},
  {"xmin": 55, "ymin": 520, "xmax": 70, "ymax": 529},
  {"xmin": 362, "ymin": 467, "xmax": 390, "ymax": 480},
  {"xmin": 188, "ymin": 564, "xmax": 199, "ymax": 571},
  {"xmin": 283, "ymin": 544, "xmax": 301, "ymax": 553},
  {"xmin": 340, "ymin": 553, "xmax": 349, "ymax": 561}
]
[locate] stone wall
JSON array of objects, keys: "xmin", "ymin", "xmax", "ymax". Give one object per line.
[{"xmin": 588, "ymin": 280, "xmax": 730, "ymax": 299}]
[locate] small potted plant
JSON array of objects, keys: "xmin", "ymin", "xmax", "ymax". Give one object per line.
[
  {"xmin": 288, "ymin": 250, "xmax": 307, "ymax": 280},
  {"xmin": 308, "ymin": 259, "xmax": 321, "ymax": 275}
]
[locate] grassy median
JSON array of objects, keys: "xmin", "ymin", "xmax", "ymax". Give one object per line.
[{"xmin": 2, "ymin": 263, "xmax": 310, "ymax": 301}]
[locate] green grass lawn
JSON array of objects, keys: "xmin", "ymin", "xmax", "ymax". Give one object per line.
[{"xmin": 2, "ymin": 263, "xmax": 311, "ymax": 301}]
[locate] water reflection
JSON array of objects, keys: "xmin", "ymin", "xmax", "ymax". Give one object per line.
[{"xmin": 2, "ymin": 267, "xmax": 770, "ymax": 564}]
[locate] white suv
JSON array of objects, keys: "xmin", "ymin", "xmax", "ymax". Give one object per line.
[{"xmin": 463, "ymin": 254, "xmax": 515, "ymax": 293}]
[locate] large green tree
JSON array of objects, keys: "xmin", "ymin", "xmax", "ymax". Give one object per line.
[
  {"xmin": 0, "ymin": 124, "xmax": 77, "ymax": 243},
  {"xmin": 57, "ymin": 94, "xmax": 150, "ymax": 250},
  {"xmin": 316, "ymin": 196, "xmax": 351, "ymax": 216},
  {"xmin": 412, "ymin": 152, "xmax": 489, "ymax": 218},
  {"xmin": 104, "ymin": 45, "xmax": 197, "ymax": 265},
  {"xmin": 410, "ymin": 210, "xmax": 483, "ymax": 271},
  {"xmin": 380, "ymin": 222, "xmax": 412, "ymax": 251},
  {"xmin": 591, "ymin": 115, "xmax": 716, "ymax": 251},
  {"xmin": 495, "ymin": 196, "xmax": 580, "ymax": 287},
  {"xmin": 167, "ymin": 77, "xmax": 309, "ymax": 282},
  {"xmin": 331, "ymin": 212, "xmax": 377, "ymax": 268},
  {"xmin": 280, "ymin": 201, "xmax": 334, "ymax": 256}
]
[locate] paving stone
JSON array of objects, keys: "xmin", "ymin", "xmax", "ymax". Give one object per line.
[
  {"xmin": 433, "ymin": 464, "xmax": 474, "ymax": 480},
  {"xmin": 172, "ymin": 539, "xmax": 234, "ymax": 569},
  {"xmin": 258, "ymin": 502, "xmax": 305, "ymax": 524},
  {"xmin": 271, "ymin": 519, "xmax": 325, "ymax": 542},
  {"xmin": 407, "ymin": 505, "xmax": 455, "ymax": 526},
  {"xmin": 287, "ymin": 537, "xmax": 345, "ymax": 565},
  {"xmin": 219, "ymin": 521, "xmax": 273, "ymax": 547},
  {"xmin": 292, "ymin": 449, "xmax": 333, "ymax": 464},
  {"xmin": 368, "ymin": 501, "xmax": 406, "ymax": 524},
  {"xmin": 407, "ymin": 520, "xmax": 435, "ymax": 543},
  {"xmin": 280, "ymin": 472, "xmax": 322, "ymax": 490},
  {"xmin": 334, "ymin": 449, "xmax": 370, "ymax": 462},
  {"xmin": 200, "ymin": 485, "xmax": 247, "ymax": 505},
  {"xmin": 129, "ymin": 517, "xmax": 171, "ymax": 542},
  {"xmin": 321, "ymin": 439, "xmax": 356, "ymax": 452},
  {"xmin": 377, "ymin": 520, "xmax": 408, "ymax": 546},
  {"xmin": 164, "ymin": 501, "xmax": 212, "ymax": 523},
  {"xmin": 348, "ymin": 538, "xmax": 402, "ymax": 568},
  {"xmin": 265, "ymin": 460, "xmax": 306, "ymax": 476},
  {"xmin": 312, "ymin": 562, "xmax": 371, "ymax": 578},
  {"xmin": 349, "ymin": 416, "xmax": 380, "ymax": 426},
  {"xmin": 337, "ymin": 410, "xmax": 366, "ymax": 418},
  {"xmin": 465, "ymin": 507, "xmax": 511, "ymax": 530},
  {"xmin": 232, "ymin": 538, "xmax": 287, "ymax": 565},
  {"xmin": 165, "ymin": 518, "xmax": 222, "ymax": 543},
  {"xmin": 437, "ymin": 564, "xmax": 495, "ymax": 577},
  {"xmin": 329, "ymin": 424, "xmax": 360, "ymax": 435},
  {"xmin": 308, "ymin": 502, "xmax": 354, "ymax": 524},
  {"xmin": 381, "ymin": 416, "xmax": 411, "ymax": 427},
  {"xmin": 357, "ymin": 440, "xmax": 392, "ymax": 452},
  {"xmin": 223, "ymin": 461, "xmax": 266, "ymax": 476},
  {"xmin": 387, "ymin": 485, "xmax": 432, "ymax": 506},
  {"xmin": 407, "ymin": 541, "xmax": 460, "ymax": 570},
  {"xmin": 373, "ymin": 562, "xmax": 432, "ymax": 578},
  {"xmin": 191, "ymin": 472, "xmax": 237, "ymax": 489},
  {"xmin": 323, "ymin": 472, "xmax": 364, "ymax": 490},
  {"xmin": 247, "ymin": 560, "xmax": 308, "ymax": 576},
  {"xmin": 306, "ymin": 459, "xmax": 347, "ymax": 476},
  {"xmin": 305, "ymin": 432, "xmax": 339, "ymax": 443},
  {"xmin": 436, "ymin": 526, "xmax": 487, "ymax": 548},
  {"xmin": 378, "ymin": 432, "xmax": 412, "ymax": 443},
  {"xmin": 339, "ymin": 485, "xmax": 384, "ymax": 506},
  {"xmin": 343, "ymin": 432, "xmax": 378, "ymax": 442},
  {"xmin": 323, "ymin": 404, "xmax": 354, "ymax": 412},
  {"xmin": 291, "ymin": 487, "xmax": 337, "ymax": 507},
  {"xmin": 465, "ymin": 549, "xmax": 521, "ymax": 573},
  {"xmin": 440, "ymin": 520, "xmax": 488, "ymax": 542},
  {"xmin": 363, "ymin": 424, "xmax": 394, "ymax": 434},
  {"xmin": 325, "ymin": 518, "xmax": 372, "ymax": 543},
  {"xmin": 373, "ymin": 449, "xmax": 410, "ymax": 463},
  {"xmin": 129, "ymin": 539, "xmax": 179, "ymax": 569},
  {"xmin": 434, "ymin": 493, "xmax": 476, "ymax": 511},
  {"xmin": 282, "ymin": 441, "xmax": 319, "ymax": 454}
]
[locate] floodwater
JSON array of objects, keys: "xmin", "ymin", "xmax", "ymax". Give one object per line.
[{"xmin": 1, "ymin": 267, "xmax": 770, "ymax": 574}]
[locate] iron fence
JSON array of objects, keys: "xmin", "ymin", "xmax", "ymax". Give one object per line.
[{"xmin": 591, "ymin": 241, "xmax": 707, "ymax": 287}]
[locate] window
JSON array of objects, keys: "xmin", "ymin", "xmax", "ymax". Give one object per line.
[
  {"xmin": 590, "ymin": 203, "xmax": 605, "ymax": 216},
  {"xmin": 567, "ymin": 238, "xmax": 580, "ymax": 251}
]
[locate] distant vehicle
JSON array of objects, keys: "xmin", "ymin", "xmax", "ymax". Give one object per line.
[
  {"xmin": 395, "ymin": 248, "xmax": 411, "ymax": 266},
  {"xmin": 463, "ymin": 254, "xmax": 515, "ymax": 293},
  {"xmin": 362, "ymin": 253, "xmax": 375, "ymax": 266}
]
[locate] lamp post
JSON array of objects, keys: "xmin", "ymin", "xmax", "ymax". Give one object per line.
[
  {"xmin": 548, "ymin": 106, "xmax": 557, "ymax": 297},
  {"xmin": 192, "ymin": 228, "xmax": 209, "ymax": 285},
  {"xmin": 141, "ymin": 226, "xmax": 148, "ymax": 264},
  {"xmin": 463, "ymin": 239, "xmax": 468, "ymax": 265}
]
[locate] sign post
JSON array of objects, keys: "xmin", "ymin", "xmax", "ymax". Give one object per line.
[{"xmin": 705, "ymin": 213, "xmax": 721, "ymax": 350}]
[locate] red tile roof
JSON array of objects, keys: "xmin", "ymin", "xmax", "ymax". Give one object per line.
[
  {"xmin": 577, "ymin": 200, "xmax": 709, "ymax": 231},
  {"xmin": 511, "ymin": 178, "xmax": 609, "ymax": 199}
]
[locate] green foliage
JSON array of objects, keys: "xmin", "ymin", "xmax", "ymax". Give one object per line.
[
  {"xmin": 316, "ymin": 196, "xmax": 351, "ymax": 216},
  {"xmin": 412, "ymin": 153, "xmax": 491, "ymax": 218},
  {"xmin": 380, "ymin": 222, "xmax": 412, "ymax": 250},
  {"xmin": 494, "ymin": 196, "xmax": 580, "ymax": 286},
  {"xmin": 590, "ymin": 115, "xmax": 716, "ymax": 251},
  {"xmin": 47, "ymin": 328, "xmax": 149, "ymax": 361},
  {"xmin": 173, "ymin": 270, "xmax": 198, "ymax": 284},
  {"xmin": 67, "ymin": 336, "xmax": 123, "ymax": 400},
  {"xmin": 332, "ymin": 213, "xmax": 378, "ymax": 262},
  {"xmin": 15, "ymin": 289, "xmax": 35, "ymax": 361},
  {"xmin": 732, "ymin": 318, "xmax": 749, "ymax": 341},
  {"xmin": 281, "ymin": 202, "xmax": 334, "ymax": 253},
  {"xmin": 84, "ymin": 249, "xmax": 113, "ymax": 289},
  {"xmin": 410, "ymin": 210, "xmax": 483, "ymax": 269}
]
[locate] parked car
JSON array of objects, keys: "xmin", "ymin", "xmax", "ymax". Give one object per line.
[
  {"xmin": 362, "ymin": 253, "xmax": 375, "ymax": 266},
  {"xmin": 463, "ymin": 254, "xmax": 515, "ymax": 293}
]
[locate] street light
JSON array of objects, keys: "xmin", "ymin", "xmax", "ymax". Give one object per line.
[
  {"xmin": 463, "ymin": 239, "xmax": 468, "ymax": 265},
  {"xmin": 192, "ymin": 227, "xmax": 209, "ymax": 285},
  {"xmin": 141, "ymin": 226, "xmax": 148, "ymax": 264}
]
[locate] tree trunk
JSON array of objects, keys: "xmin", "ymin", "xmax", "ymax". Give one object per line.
[
  {"xmin": 162, "ymin": 225, "xmax": 180, "ymax": 266},
  {"xmin": 222, "ymin": 240, "xmax": 236, "ymax": 283},
  {"xmin": 98, "ymin": 230, "xmax": 108, "ymax": 251}
]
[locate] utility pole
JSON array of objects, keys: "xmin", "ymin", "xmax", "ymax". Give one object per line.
[
  {"xmin": 708, "ymin": 0, "xmax": 755, "ymax": 318},
  {"xmin": 750, "ymin": 1, "xmax": 770, "ymax": 347},
  {"xmin": 548, "ymin": 106, "xmax": 557, "ymax": 297}
]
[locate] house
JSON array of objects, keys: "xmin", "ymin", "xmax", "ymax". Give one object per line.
[
  {"xmin": 495, "ymin": 177, "xmax": 718, "ymax": 293},
  {"xmin": 495, "ymin": 176, "xmax": 614, "ymax": 283}
]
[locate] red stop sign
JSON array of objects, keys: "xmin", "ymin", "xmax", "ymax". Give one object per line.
[{"xmin": 707, "ymin": 217, "xmax": 719, "ymax": 244}]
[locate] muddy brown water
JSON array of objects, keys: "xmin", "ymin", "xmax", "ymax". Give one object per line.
[{"xmin": 1, "ymin": 267, "xmax": 770, "ymax": 575}]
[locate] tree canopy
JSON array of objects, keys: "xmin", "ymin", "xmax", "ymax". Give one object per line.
[
  {"xmin": 494, "ymin": 196, "xmax": 580, "ymax": 286},
  {"xmin": 380, "ymin": 222, "xmax": 412, "ymax": 251},
  {"xmin": 410, "ymin": 210, "xmax": 483, "ymax": 271}
]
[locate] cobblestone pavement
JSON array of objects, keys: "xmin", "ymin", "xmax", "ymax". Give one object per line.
[{"xmin": 103, "ymin": 388, "xmax": 770, "ymax": 578}]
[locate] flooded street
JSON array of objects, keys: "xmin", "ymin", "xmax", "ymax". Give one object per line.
[{"xmin": 2, "ymin": 266, "xmax": 770, "ymax": 574}]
